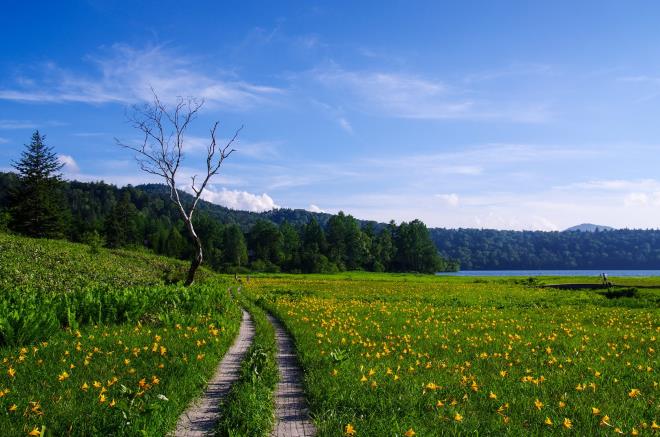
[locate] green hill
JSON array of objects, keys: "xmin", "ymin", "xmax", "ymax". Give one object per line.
[{"xmin": 0, "ymin": 232, "xmax": 241, "ymax": 435}]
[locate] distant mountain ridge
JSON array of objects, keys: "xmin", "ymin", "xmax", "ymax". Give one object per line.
[{"xmin": 564, "ymin": 223, "xmax": 615, "ymax": 232}]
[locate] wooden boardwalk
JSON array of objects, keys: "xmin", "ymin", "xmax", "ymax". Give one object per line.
[
  {"xmin": 174, "ymin": 310, "xmax": 255, "ymax": 436},
  {"xmin": 268, "ymin": 314, "xmax": 317, "ymax": 437}
]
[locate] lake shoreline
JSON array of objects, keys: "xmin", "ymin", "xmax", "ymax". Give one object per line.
[{"xmin": 436, "ymin": 269, "xmax": 660, "ymax": 277}]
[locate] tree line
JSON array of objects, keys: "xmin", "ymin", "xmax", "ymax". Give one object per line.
[
  {"xmin": 0, "ymin": 132, "xmax": 455, "ymax": 274},
  {"xmin": 431, "ymin": 227, "xmax": 660, "ymax": 270}
]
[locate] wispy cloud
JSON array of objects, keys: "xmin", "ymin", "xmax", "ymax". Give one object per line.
[
  {"xmin": 337, "ymin": 117, "xmax": 353, "ymax": 134},
  {"xmin": 0, "ymin": 119, "xmax": 66, "ymax": 130},
  {"xmin": 72, "ymin": 132, "xmax": 107, "ymax": 137},
  {"xmin": 0, "ymin": 44, "xmax": 283, "ymax": 109},
  {"xmin": 0, "ymin": 120, "xmax": 34, "ymax": 129},
  {"xmin": 310, "ymin": 66, "xmax": 551, "ymax": 122},
  {"xmin": 555, "ymin": 178, "xmax": 660, "ymax": 192}
]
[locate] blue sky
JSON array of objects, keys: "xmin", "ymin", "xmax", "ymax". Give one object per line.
[{"xmin": 2, "ymin": 1, "xmax": 660, "ymax": 230}]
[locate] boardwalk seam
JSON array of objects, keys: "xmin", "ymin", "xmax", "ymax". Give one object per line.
[{"xmin": 268, "ymin": 314, "xmax": 317, "ymax": 437}]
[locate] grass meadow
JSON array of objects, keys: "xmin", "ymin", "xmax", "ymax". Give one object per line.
[
  {"xmin": 0, "ymin": 234, "xmax": 242, "ymax": 436},
  {"xmin": 1, "ymin": 233, "xmax": 658, "ymax": 436},
  {"xmin": 247, "ymin": 273, "xmax": 659, "ymax": 436}
]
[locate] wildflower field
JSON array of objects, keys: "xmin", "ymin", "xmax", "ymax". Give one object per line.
[
  {"xmin": 0, "ymin": 234, "xmax": 242, "ymax": 436},
  {"xmin": 249, "ymin": 273, "xmax": 659, "ymax": 436}
]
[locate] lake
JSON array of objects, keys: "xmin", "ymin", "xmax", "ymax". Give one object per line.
[{"xmin": 436, "ymin": 269, "xmax": 660, "ymax": 277}]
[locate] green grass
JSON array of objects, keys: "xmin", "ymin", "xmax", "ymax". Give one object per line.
[
  {"xmin": 0, "ymin": 233, "xmax": 208, "ymax": 293},
  {"xmin": 3, "ymin": 232, "xmax": 659, "ymax": 436},
  {"xmin": 248, "ymin": 273, "xmax": 659, "ymax": 436},
  {"xmin": 0, "ymin": 233, "xmax": 243, "ymax": 435},
  {"xmin": 215, "ymin": 291, "xmax": 278, "ymax": 437}
]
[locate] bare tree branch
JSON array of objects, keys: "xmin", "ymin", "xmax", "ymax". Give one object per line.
[{"xmin": 116, "ymin": 91, "xmax": 240, "ymax": 285}]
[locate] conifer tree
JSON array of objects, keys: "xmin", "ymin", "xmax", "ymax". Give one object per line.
[{"xmin": 10, "ymin": 131, "xmax": 67, "ymax": 238}]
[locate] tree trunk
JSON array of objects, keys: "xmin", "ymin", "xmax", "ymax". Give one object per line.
[{"xmin": 184, "ymin": 220, "xmax": 203, "ymax": 286}]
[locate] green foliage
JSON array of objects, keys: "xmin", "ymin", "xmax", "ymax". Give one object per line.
[
  {"xmin": 9, "ymin": 131, "xmax": 68, "ymax": 238},
  {"xmin": 0, "ymin": 209, "xmax": 10, "ymax": 233},
  {"xmin": 82, "ymin": 230, "xmax": 105, "ymax": 254},
  {"xmin": 393, "ymin": 219, "xmax": 444, "ymax": 273},
  {"xmin": 432, "ymin": 227, "xmax": 660, "ymax": 269},
  {"xmin": 0, "ymin": 233, "xmax": 242, "ymax": 435},
  {"xmin": 0, "ymin": 173, "xmax": 455, "ymax": 274},
  {"xmin": 223, "ymin": 223, "xmax": 248, "ymax": 268},
  {"xmin": 0, "ymin": 233, "xmax": 199, "ymax": 292}
]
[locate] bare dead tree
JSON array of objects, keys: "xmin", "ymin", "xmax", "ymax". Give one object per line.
[{"xmin": 117, "ymin": 90, "xmax": 241, "ymax": 286}]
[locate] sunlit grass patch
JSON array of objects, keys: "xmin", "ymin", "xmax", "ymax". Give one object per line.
[
  {"xmin": 249, "ymin": 274, "xmax": 659, "ymax": 436},
  {"xmin": 0, "ymin": 312, "xmax": 240, "ymax": 436}
]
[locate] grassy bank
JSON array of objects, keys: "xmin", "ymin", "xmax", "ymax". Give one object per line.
[{"xmin": 0, "ymin": 234, "xmax": 242, "ymax": 435}]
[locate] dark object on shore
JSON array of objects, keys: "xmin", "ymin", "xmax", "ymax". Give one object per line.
[
  {"xmin": 543, "ymin": 283, "xmax": 613, "ymax": 290},
  {"xmin": 599, "ymin": 287, "xmax": 638, "ymax": 299}
]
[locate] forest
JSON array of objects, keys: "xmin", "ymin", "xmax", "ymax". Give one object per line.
[
  {"xmin": 0, "ymin": 170, "xmax": 455, "ymax": 274},
  {"xmin": 431, "ymin": 227, "xmax": 660, "ymax": 270},
  {"xmin": 4, "ymin": 164, "xmax": 660, "ymax": 271},
  {"xmin": 4, "ymin": 160, "xmax": 660, "ymax": 272}
]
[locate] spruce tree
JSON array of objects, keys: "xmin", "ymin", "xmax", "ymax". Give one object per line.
[{"xmin": 10, "ymin": 131, "xmax": 67, "ymax": 238}]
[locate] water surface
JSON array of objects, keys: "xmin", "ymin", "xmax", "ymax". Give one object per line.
[{"xmin": 436, "ymin": 269, "xmax": 660, "ymax": 277}]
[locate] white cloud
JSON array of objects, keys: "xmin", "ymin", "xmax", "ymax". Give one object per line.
[
  {"xmin": 311, "ymin": 66, "xmax": 550, "ymax": 122},
  {"xmin": 308, "ymin": 204, "xmax": 324, "ymax": 213},
  {"xmin": 337, "ymin": 117, "xmax": 353, "ymax": 134},
  {"xmin": 0, "ymin": 119, "xmax": 66, "ymax": 130},
  {"xmin": 560, "ymin": 178, "xmax": 660, "ymax": 192},
  {"xmin": 0, "ymin": 120, "xmax": 35, "ymax": 129},
  {"xmin": 200, "ymin": 187, "xmax": 279, "ymax": 212},
  {"xmin": 623, "ymin": 191, "xmax": 660, "ymax": 207},
  {"xmin": 0, "ymin": 44, "xmax": 282, "ymax": 109},
  {"xmin": 314, "ymin": 68, "xmax": 471, "ymax": 119},
  {"xmin": 436, "ymin": 193, "xmax": 460, "ymax": 207},
  {"xmin": 72, "ymin": 132, "xmax": 107, "ymax": 137},
  {"xmin": 58, "ymin": 154, "xmax": 79, "ymax": 173},
  {"xmin": 442, "ymin": 165, "xmax": 483, "ymax": 176}
]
